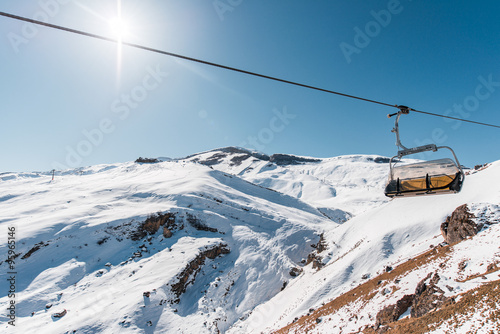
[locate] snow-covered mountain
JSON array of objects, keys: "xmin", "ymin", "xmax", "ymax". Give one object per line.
[
  {"xmin": 233, "ymin": 159, "xmax": 500, "ymax": 333},
  {"xmin": 181, "ymin": 147, "xmax": 392, "ymax": 216},
  {"xmin": 0, "ymin": 147, "xmax": 498, "ymax": 333}
]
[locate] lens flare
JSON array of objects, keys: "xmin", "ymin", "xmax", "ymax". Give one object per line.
[{"xmin": 108, "ymin": 17, "xmax": 130, "ymax": 41}]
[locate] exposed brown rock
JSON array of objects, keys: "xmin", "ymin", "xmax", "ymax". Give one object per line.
[
  {"xmin": 375, "ymin": 272, "xmax": 455, "ymax": 327},
  {"xmin": 487, "ymin": 262, "xmax": 498, "ymax": 273},
  {"xmin": 170, "ymin": 244, "xmax": 230, "ymax": 302},
  {"xmin": 310, "ymin": 233, "xmax": 327, "ymax": 253},
  {"xmin": 21, "ymin": 242, "xmax": 49, "ymax": 259},
  {"xmin": 135, "ymin": 157, "xmax": 159, "ymax": 163},
  {"xmin": 474, "ymin": 163, "xmax": 490, "ymax": 171},
  {"xmin": 204, "ymin": 244, "xmax": 230, "ymax": 260},
  {"xmin": 130, "ymin": 212, "xmax": 178, "ymax": 241},
  {"xmin": 306, "ymin": 233, "xmax": 328, "ymax": 270},
  {"xmin": 458, "ymin": 260, "xmax": 468, "ymax": 272},
  {"xmin": 269, "ymin": 154, "xmax": 320, "ymax": 166},
  {"xmin": 411, "ymin": 272, "xmax": 454, "ymax": 318},
  {"xmin": 144, "ymin": 212, "xmax": 177, "ymax": 234},
  {"xmin": 374, "ymin": 272, "xmax": 456, "ymax": 329},
  {"xmin": 289, "ymin": 267, "xmax": 303, "ymax": 277},
  {"xmin": 163, "ymin": 227, "xmax": 173, "ymax": 238},
  {"xmin": 440, "ymin": 205, "xmax": 481, "ymax": 244},
  {"xmin": 186, "ymin": 213, "xmax": 218, "ymax": 233},
  {"xmin": 306, "ymin": 253, "xmax": 324, "ymax": 270},
  {"xmin": 52, "ymin": 309, "xmax": 67, "ymax": 318},
  {"xmin": 375, "ymin": 294, "xmax": 413, "ymax": 329}
]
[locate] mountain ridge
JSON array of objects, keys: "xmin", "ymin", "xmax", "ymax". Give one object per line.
[{"xmin": 1, "ymin": 148, "xmax": 498, "ymax": 333}]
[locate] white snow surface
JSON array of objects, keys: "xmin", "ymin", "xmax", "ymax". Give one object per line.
[
  {"xmin": 0, "ymin": 147, "xmax": 498, "ymax": 333},
  {"xmin": 182, "ymin": 148, "xmax": 395, "ymax": 216}
]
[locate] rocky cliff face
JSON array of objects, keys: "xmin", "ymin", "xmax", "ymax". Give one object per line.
[{"xmin": 440, "ymin": 204, "xmax": 482, "ymax": 244}]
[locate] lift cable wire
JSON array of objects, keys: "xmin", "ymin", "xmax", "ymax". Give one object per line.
[
  {"xmin": 2, "ymin": 11, "xmax": 500, "ymax": 129},
  {"xmin": 389, "ymin": 107, "xmax": 500, "ymax": 129},
  {"xmin": 0, "ymin": 12, "xmax": 395, "ymax": 108}
]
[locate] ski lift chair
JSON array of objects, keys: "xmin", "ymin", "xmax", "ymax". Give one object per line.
[{"xmin": 384, "ymin": 106, "xmax": 464, "ymax": 198}]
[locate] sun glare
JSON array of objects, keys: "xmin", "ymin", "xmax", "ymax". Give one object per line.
[
  {"xmin": 108, "ymin": 17, "xmax": 130, "ymax": 41},
  {"xmin": 109, "ymin": 15, "xmax": 130, "ymax": 87}
]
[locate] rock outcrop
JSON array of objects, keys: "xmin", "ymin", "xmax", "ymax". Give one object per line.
[
  {"xmin": 374, "ymin": 272, "xmax": 454, "ymax": 331},
  {"xmin": 269, "ymin": 154, "xmax": 320, "ymax": 166},
  {"xmin": 135, "ymin": 157, "xmax": 160, "ymax": 163},
  {"xmin": 186, "ymin": 213, "xmax": 218, "ymax": 233},
  {"xmin": 186, "ymin": 147, "xmax": 270, "ymax": 166},
  {"xmin": 289, "ymin": 267, "xmax": 303, "ymax": 277},
  {"xmin": 21, "ymin": 241, "xmax": 49, "ymax": 259},
  {"xmin": 170, "ymin": 244, "xmax": 230, "ymax": 302},
  {"xmin": 375, "ymin": 294, "xmax": 413, "ymax": 328},
  {"xmin": 440, "ymin": 204, "xmax": 481, "ymax": 244},
  {"xmin": 184, "ymin": 147, "xmax": 322, "ymax": 167},
  {"xmin": 305, "ymin": 233, "xmax": 328, "ymax": 270},
  {"xmin": 130, "ymin": 212, "xmax": 178, "ymax": 241},
  {"xmin": 411, "ymin": 272, "xmax": 453, "ymax": 318}
]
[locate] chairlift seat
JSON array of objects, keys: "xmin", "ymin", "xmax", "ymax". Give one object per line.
[{"xmin": 384, "ymin": 158, "xmax": 463, "ymax": 197}]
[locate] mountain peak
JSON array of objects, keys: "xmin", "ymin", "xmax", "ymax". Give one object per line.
[{"xmin": 181, "ymin": 146, "xmax": 325, "ymax": 168}]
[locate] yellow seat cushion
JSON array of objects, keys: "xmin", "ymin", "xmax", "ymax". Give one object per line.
[{"xmin": 399, "ymin": 174, "xmax": 455, "ymax": 192}]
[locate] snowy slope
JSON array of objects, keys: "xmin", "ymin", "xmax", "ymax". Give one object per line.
[
  {"xmin": 0, "ymin": 160, "xmax": 334, "ymax": 333},
  {"xmin": 232, "ymin": 161, "xmax": 500, "ymax": 333},
  {"xmin": 1, "ymin": 148, "xmax": 498, "ymax": 334},
  {"xmin": 180, "ymin": 147, "xmax": 395, "ymax": 217}
]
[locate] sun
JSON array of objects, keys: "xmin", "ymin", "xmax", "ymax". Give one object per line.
[
  {"xmin": 108, "ymin": 15, "xmax": 131, "ymax": 86},
  {"xmin": 108, "ymin": 17, "xmax": 130, "ymax": 41}
]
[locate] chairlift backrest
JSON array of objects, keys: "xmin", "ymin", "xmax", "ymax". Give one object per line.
[{"xmin": 390, "ymin": 158, "xmax": 459, "ymax": 180}]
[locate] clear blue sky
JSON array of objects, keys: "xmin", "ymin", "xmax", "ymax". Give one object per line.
[{"xmin": 1, "ymin": 0, "xmax": 499, "ymax": 172}]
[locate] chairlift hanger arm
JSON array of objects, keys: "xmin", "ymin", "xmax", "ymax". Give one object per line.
[
  {"xmin": 388, "ymin": 105, "xmax": 445, "ymax": 158},
  {"xmin": 388, "ymin": 106, "xmax": 411, "ymax": 152}
]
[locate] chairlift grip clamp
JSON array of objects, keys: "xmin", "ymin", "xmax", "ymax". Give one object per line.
[
  {"xmin": 397, "ymin": 105, "xmax": 410, "ymax": 114},
  {"xmin": 388, "ymin": 105, "xmax": 410, "ymax": 118},
  {"xmin": 387, "ymin": 105, "xmax": 413, "ymax": 118}
]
